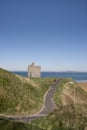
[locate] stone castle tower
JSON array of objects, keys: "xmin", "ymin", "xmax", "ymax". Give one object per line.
[{"xmin": 28, "ymin": 62, "xmax": 41, "ymax": 78}]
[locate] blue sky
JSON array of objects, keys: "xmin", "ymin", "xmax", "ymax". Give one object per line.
[{"xmin": 0, "ymin": 0, "xmax": 87, "ymax": 71}]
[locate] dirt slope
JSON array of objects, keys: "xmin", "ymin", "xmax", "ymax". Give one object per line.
[{"xmin": 77, "ymin": 82, "xmax": 87, "ymax": 93}]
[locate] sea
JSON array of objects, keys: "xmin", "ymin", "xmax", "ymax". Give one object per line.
[{"xmin": 11, "ymin": 71, "xmax": 87, "ymax": 82}]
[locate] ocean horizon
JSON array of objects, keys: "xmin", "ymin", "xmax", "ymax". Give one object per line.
[{"xmin": 11, "ymin": 71, "xmax": 87, "ymax": 82}]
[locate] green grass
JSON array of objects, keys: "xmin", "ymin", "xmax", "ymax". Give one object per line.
[
  {"xmin": 0, "ymin": 117, "xmax": 44, "ymax": 130},
  {"xmin": 31, "ymin": 78, "xmax": 87, "ymax": 130},
  {"xmin": 0, "ymin": 68, "xmax": 56, "ymax": 115},
  {"xmin": 1, "ymin": 68, "xmax": 87, "ymax": 130},
  {"xmin": 31, "ymin": 104, "xmax": 87, "ymax": 130}
]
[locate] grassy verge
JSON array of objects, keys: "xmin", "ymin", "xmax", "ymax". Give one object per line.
[
  {"xmin": 53, "ymin": 78, "xmax": 73, "ymax": 106},
  {"xmin": 0, "ymin": 117, "xmax": 44, "ymax": 130},
  {"xmin": 31, "ymin": 104, "xmax": 87, "ymax": 130},
  {"xmin": 1, "ymin": 104, "xmax": 87, "ymax": 130}
]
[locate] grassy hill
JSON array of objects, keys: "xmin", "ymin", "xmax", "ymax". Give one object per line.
[
  {"xmin": 54, "ymin": 78, "xmax": 87, "ymax": 106},
  {"xmin": 0, "ymin": 68, "xmax": 55, "ymax": 116},
  {"xmin": 31, "ymin": 78, "xmax": 87, "ymax": 130},
  {"xmin": 0, "ymin": 68, "xmax": 87, "ymax": 129},
  {"xmin": 31, "ymin": 104, "xmax": 87, "ymax": 130}
]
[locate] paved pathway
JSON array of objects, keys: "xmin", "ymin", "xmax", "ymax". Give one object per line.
[
  {"xmin": 8, "ymin": 79, "xmax": 60, "ymax": 122},
  {"xmin": 38, "ymin": 80, "xmax": 59, "ymax": 115}
]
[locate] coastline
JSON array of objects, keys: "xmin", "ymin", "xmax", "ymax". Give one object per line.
[
  {"xmin": 11, "ymin": 71, "xmax": 87, "ymax": 83},
  {"xmin": 76, "ymin": 80, "xmax": 87, "ymax": 83}
]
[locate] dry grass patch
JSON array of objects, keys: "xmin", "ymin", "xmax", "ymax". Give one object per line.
[
  {"xmin": 15, "ymin": 75, "xmax": 39, "ymax": 88},
  {"xmin": 54, "ymin": 78, "xmax": 87, "ymax": 107},
  {"xmin": 77, "ymin": 82, "xmax": 87, "ymax": 93}
]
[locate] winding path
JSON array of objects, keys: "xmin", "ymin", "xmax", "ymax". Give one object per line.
[{"xmin": 8, "ymin": 79, "xmax": 60, "ymax": 122}]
